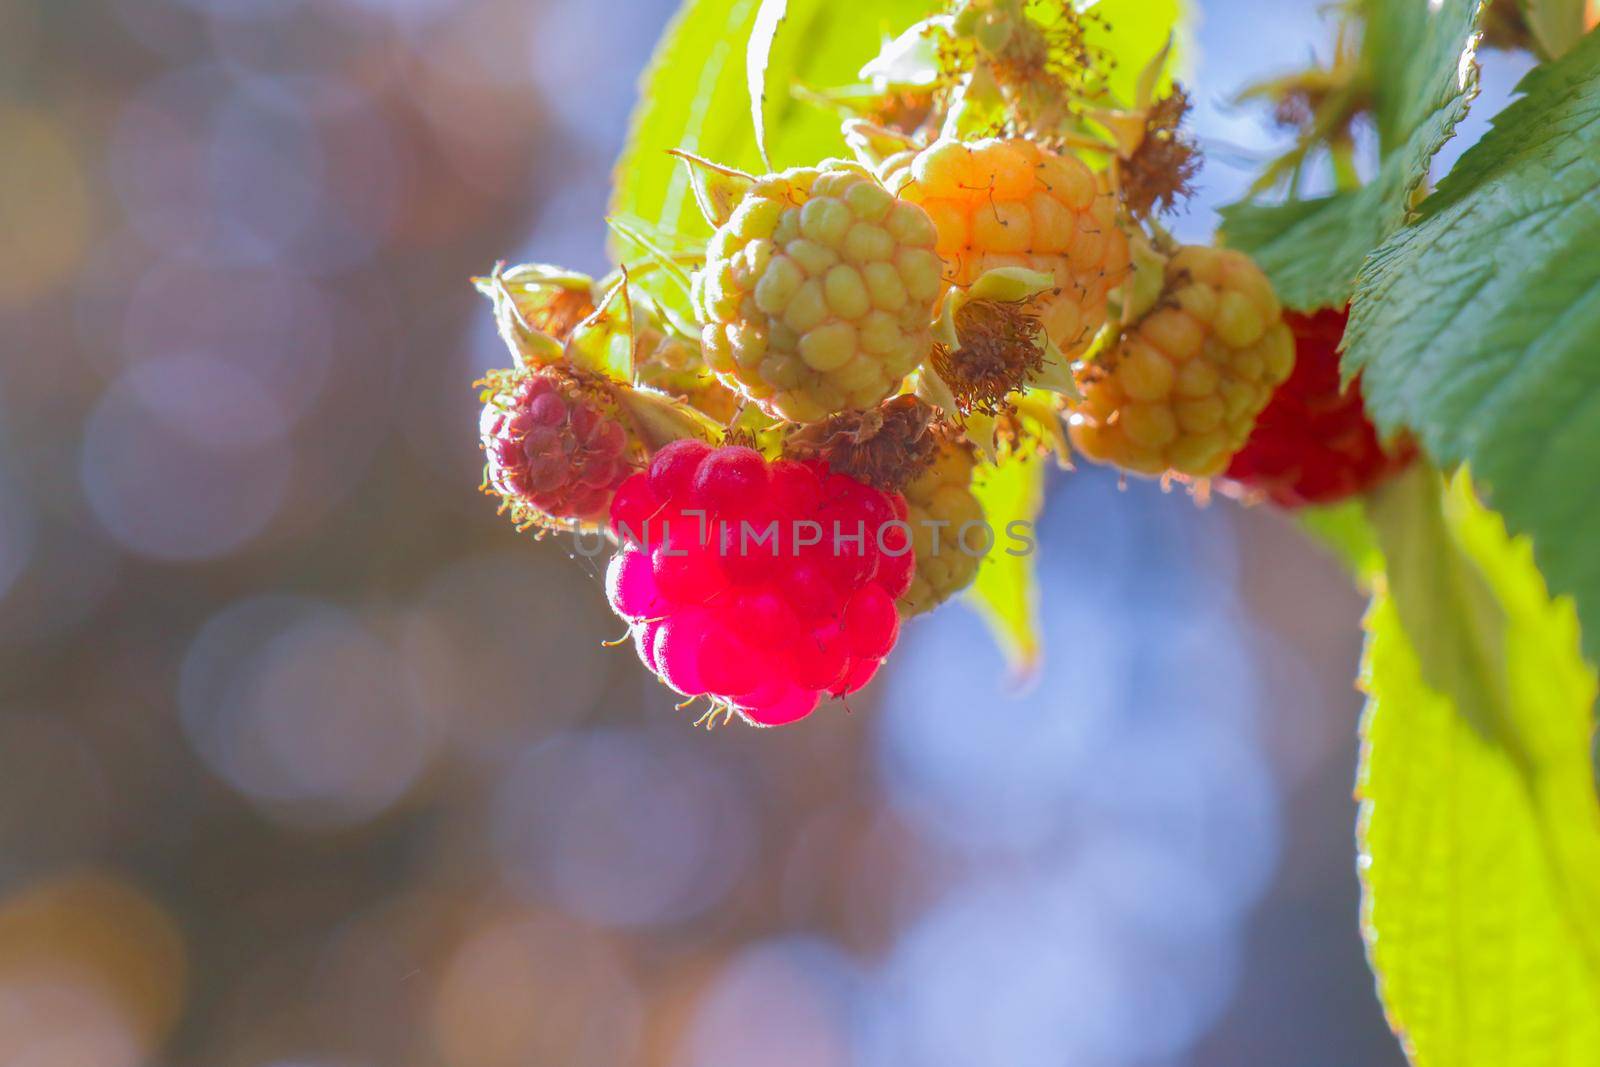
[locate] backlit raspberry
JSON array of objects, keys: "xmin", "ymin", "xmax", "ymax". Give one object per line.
[
  {"xmin": 881, "ymin": 137, "xmax": 1131, "ymax": 357},
  {"xmin": 693, "ymin": 162, "xmax": 944, "ymax": 423},
  {"xmin": 1068, "ymin": 245, "xmax": 1294, "ymax": 479},
  {"xmin": 605, "ymin": 441, "xmax": 911, "ymax": 726},
  {"xmin": 480, "ymin": 368, "xmax": 637, "ymax": 524},
  {"xmin": 1222, "ymin": 307, "xmax": 1416, "ymax": 507}
]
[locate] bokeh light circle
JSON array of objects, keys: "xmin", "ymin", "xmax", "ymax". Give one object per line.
[
  {"xmin": 430, "ymin": 908, "xmax": 641, "ymax": 1067},
  {"xmin": 180, "ymin": 596, "xmax": 438, "ymax": 827},
  {"xmin": 396, "ymin": 551, "xmax": 616, "ymax": 757},
  {"xmin": 81, "ymin": 356, "xmax": 292, "ymax": 561},
  {"xmin": 493, "ymin": 728, "xmax": 755, "ymax": 928},
  {"xmin": 675, "ymin": 938, "xmax": 862, "ymax": 1067}
]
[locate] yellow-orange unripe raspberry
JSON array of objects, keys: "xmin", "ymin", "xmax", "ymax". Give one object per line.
[
  {"xmin": 898, "ymin": 443, "xmax": 985, "ymax": 617},
  {"xmin": 1068, "ymin": 246, "xmax": 1295, "ymax": 478},
  {"xmin": 881, "ymin": 137, "xmax": 1131, "ymax": 357},
  {"xmin": 693, "ymin": 162, "xmax": 944, "ymax": 423}
]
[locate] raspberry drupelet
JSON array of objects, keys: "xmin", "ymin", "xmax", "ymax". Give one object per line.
[
  {"xmin": 605, "ymin": 441, "xmax": 912, "ymax": 726},
  {"xmin": 693, "ymin": 161, "xmax": 945, "ymax": 423}
]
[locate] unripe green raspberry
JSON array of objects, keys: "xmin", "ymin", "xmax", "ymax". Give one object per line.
[
  {"xmin": 692, "ymin": 161, "xmax": 944, "ymax": 423},
  {"xmin": 881, "ymin": 137, "xmax": 1131, "ymax": 358},
  {"xmin": 1068, "ymin": 246, "xmax": 1295, "ymax": 479},
  {"xmin": 898, "ymin": 442, "xmax": 985, "ymax": 617}
]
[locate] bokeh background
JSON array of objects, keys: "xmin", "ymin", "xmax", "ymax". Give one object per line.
[{"xmin": 0, "ymin": 1, "xmax": 1533, "ymax": 1065}]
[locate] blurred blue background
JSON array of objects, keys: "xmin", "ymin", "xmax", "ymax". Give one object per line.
[{"xmin": 0, "ymin": 1, "xmax": 1533, "ymax": 1064}]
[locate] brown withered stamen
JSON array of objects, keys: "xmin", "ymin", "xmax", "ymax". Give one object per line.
[
  {"xmin": 931, "ymin": 297, "xmax": 1047, "ymax": 416},
  {"xmin": 784, "ymin": 395, "xmax": 941, "ymax": 490},
  {"xmin": 1121, "ymin": 87, "xmax": 1201, "ymax": 219},
  {"xmin": 721, "ymin": 426, "xmax": 760, "ymax": 451}
]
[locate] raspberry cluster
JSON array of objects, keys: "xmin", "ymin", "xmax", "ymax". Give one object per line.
[
  {"xmin": 471, "ymin": 7, "xmax": 1324, "ymax": 727},
  {"xmin": 899, "ymin": 442, "xmax": 984, "ymax": 616},
  {"xmin": 1069, "ymin": 246, "xmax": 1294, "ymax": 479},
  {"xmin": 604, "ymin": 441, "xmax": 910, "ymax": 726},
  {"xmin": 480, "ymin": 370, "xmax": 636, "ymax": 523},
  {"xmin": 694, "ymin": 161, "xmax": 945, "ymax": 423},
  {"xmin": 882, "ymin": 137, "xmax": 1131, "ymax": 356},
  {"xmin": 1223, "ymin": 307, "xmax": 1415, "ymax": 507}
]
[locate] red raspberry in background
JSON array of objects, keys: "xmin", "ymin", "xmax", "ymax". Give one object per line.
[
  {"xmin": 605, "ymin": 440, "xmax": 911, "ymax": 727},
  {"xmin": 1223, "ymin": 307, "xmax": 1415, "ymax": 508},
  {"xmin": 480, "ymin": 370, "xmax": 635, "ymax": 523}
]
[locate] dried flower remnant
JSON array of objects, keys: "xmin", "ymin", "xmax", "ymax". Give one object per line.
[
  {"xmin": 784, "ymin": 394, "xmax": 942, "ymax": 489},
  {"xmin": 1118, "ymin": 88, "xmax": 1201, "ymax": 218},
  {"xmin": 931, "ymin": 297, "xmax": 1047, "ymax": 416}
]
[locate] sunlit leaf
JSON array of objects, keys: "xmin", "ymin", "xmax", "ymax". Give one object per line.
[
  {"xmin": 1367, "ymin": 465, "xmax": 1507, "ymax": 737},
  {"xmin": 615, "ymin": 0, "xmax": 942, "ymax": 262},
  {"xmin": 1357, "ymin": 473, "xmax": 1600, "ymax": 1065},
  {"xmin": 748, "ymin": 0, "xmax": 935, "ymax": 168},
  {"xmin": 748, "ymin": 0, "xmax": 789, "ymax": 168},
  {"xmin": 1083, "ymin": 0, "xmax": 1186, "ymax": 101},
  {"xmin": 965, "ymin": 454, "xmax": 1045, "ymax": 678},
  {"xmin": 610, "ymin": 0, "xmax": 768, "ymax": 258}
]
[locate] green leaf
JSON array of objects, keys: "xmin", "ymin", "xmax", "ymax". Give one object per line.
[
  {"xmin": 610, "ymin": 0, "xmax": 769, "ymax": 257},
  {"xmin": 1343, "ymin": 28, "xmax": 1600, "ymax": 668},
  {"xmin": 748, "ymin": 0, "xmax": 789, "ymax": 168},
  {"xmin": 615, "ymin": 0, "xmax": 940, "ymax": 256},
  {"xmin": 1364, "ymin": 0, "xmax": 1484, "ymax": 159},
  {"xmin": 1220, "ymin": 191, "xmax": 1389, "ymax": 312},
  {"xmin": 965, "ymin": 454, "xmax": 1045, "ymax": 678},
  {"xmin": 1219, "ymin": 0, "xmax": 1482, "ymax": 310},
  {"xmin": 1356, "ymin": 475, "xmax": 1600, "ymax": 1066},
  {"xmin": 1367, "ymin": 465, "xmax": 1507, "ymax": 738},
  {"xmin": 747, "ymin": 0, "xmax": 935, "ymax": 169}
]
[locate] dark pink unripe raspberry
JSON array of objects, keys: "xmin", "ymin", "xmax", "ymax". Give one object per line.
[
  {"xmin": 480, "ymin": 370, "xmax": 636, "ymax": 524},
  {"xmin": 604, "ymin": 444, "xmax": 913, "ymax": 726}
]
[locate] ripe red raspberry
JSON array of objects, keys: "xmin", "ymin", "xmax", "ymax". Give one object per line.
[
  {"xmin": 1222, "ymin": 307, "xmax": 1416, "ymax": 507},
  {"xmin": 479, "ymin": 369, "xmax": 637, "ymax": 524},
  {"xmin": 604, "ymin": 440, "xmax": 912, "ymax": 726}
]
